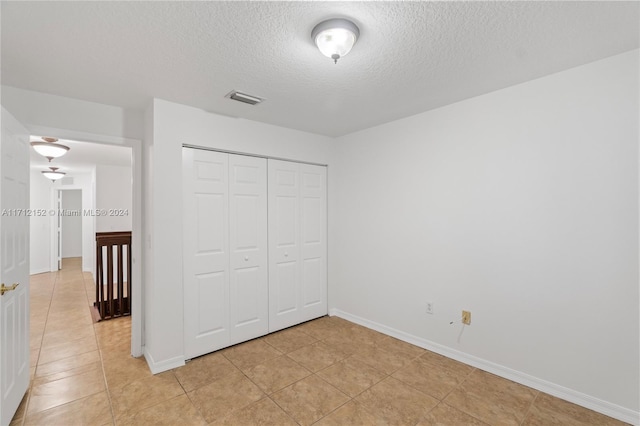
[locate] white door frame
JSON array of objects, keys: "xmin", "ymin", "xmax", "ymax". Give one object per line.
[{"xmin": 28, "ymin": 125, "xmax": 143, "ymax": 357}]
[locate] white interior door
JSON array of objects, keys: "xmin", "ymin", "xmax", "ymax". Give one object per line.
[
  {"xmin": 0, "ymin": 107, "xmax": 30, "ymax": 426},
  {"xmin": 228, "ymin": 154, "xmax": 268, "ymax": 344},
  {"xmin": 268, "ymin": 160, "xmax": 327, "ymax": 332},
  {"xmin": 182, "ymin": 148, "xmax": 230, "ymax": 359}
]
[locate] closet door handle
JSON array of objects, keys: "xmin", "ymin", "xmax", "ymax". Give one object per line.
[
  {"xmin": 284, "ymin": 252, "xmax": 289, "ymax": 257},
  {"xmin": 244, "ymin": 256, "xmax": 249, "ymax": 261}
]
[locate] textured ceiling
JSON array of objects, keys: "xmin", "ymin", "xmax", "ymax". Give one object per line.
[{"xmin": 2, "ymin": 2, "xmax": 639, "ymax": 137}]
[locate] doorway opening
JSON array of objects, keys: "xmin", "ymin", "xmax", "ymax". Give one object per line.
[{"xmin": 29, "ymin": 133, "xmax": 142, "ymax": 356}]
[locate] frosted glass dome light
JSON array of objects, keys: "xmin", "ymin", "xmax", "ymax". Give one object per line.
[
  {"xmin": 312, "ymin": 18, "xmax": 360, "ymax": 64},
  {"xmin": 42, "ymin": 167, "xmax": 65, "ymax": 181},
  {"xmin": 31, "ymin": 137, "xmax": 70, "ymax": 162}
]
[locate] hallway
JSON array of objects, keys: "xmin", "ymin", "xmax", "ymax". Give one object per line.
[{"xmin": 11, "ymin": 258, "xmax": 149, "ymax": 425}]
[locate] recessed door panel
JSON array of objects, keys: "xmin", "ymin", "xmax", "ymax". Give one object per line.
[
  {"xmin": 196, "ymin": 272, "xmax": 227, "ymax": 335},
  {"xmin": 233, "ymin": 195, "xmax": 259, "ymax": 250},
  {"xmin": 276, "ymin": 196, "xmax": 297, "ymax": 247},
  {"xmin": 196, "ymin": 194, "xmax": 225, "ymax": 254},
  {"xmin": 302, "ymin": 257, "xmax": 321, "ymax": 307},
  {"xmin": 302, "ymin": 197, "xmax": 321, "ymax": 245},
  {"xmin": 275, "ymin": 262, "xmax": 297, "ymax": 314}
]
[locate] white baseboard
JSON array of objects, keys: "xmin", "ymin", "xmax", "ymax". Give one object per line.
[
  {"xmin": 143, "ymin": 348, "xmax": 185, "ymax": 374},
  {"xmin": 29, "ymin": 267, "xmax": 51, "ymax": 275},
  {"xmin": 330, "ymin": 308, "xmax": 639, "ymax": 426}
]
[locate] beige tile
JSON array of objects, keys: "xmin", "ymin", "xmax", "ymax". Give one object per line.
[
  {"xmin": 40, "ymin": 323, "xmax": 95, "ymax": 348},
  {"xmin": 271, "ymin": 375, "xmax": 350, "ymax": 426},
  {"xmin": 33, "ymin": 360, "xmax": 102, "ymax": 387},
  {"xmin": 35, "ymin": 350, "xmax": 100, "ymax": 378},
  {"xmin": 27, "ymin": 367, "xmax": 106, "ymax": 414},
  {"xmin": 245, "ymin": 355, "xmax": 311, "ymax": 394},
  {"xmin": 210, "ymin": 397, "xmax": 298, "ymax": 426},
  {"xmin": 355, "ymin": 377, "xmax": 439, "ymax": 425},
  {"xmin": 317, "ymin": 356, "xmax": 387, "ymax": 397},
  {"xmin": 287, "ymin": 341, "xmax": 349, "ymax": 372},
  {"xmin": 374, "ymin": 336, "xmax": 425, "ymax": 359},
  {"xmin": 174, "ymin": 352, "xmax": 239, "ymax": 392},
  {"xmin": 350, "ymin": 345, "xmax": 414, "ymax": 374},
  {"xmin": 23, "ymin": 391, "xmax": 111, "ymax": 426},
  {"xmin": 110, "ymin": 371, "xmax": 185, "ymax": 420},
  {"xmin": 263, "ymin": 327, "xmax": 317, "ymax": 353},
  {"xmin": 314, "ymin": 400, "xmax": 383, "ymax": 426},
  {"xmin": 296, "ymin": 317, "xmax": 349, "ymax": 341},
  {"xmin": 417, "ymin": 402, "xmax": 489, "ymax": 425},
  {"xmin": 392, "ymin": 354, "xmax": 471, "ymax": 400},
  {"xmin": 102, "ymin": 354, "xmax": 152, "ymax": 389},
  {"xmin": 444, "ymin": 370, "xmax": 537, "ymax": 426},
  {"xmin": 222, "ymin": 338, "xmax": 282, "ymax": 372},
  {"xmin": 37, "ymin": 334, "xmax": 98, "ymax": 365},
  {"xmin": 322, "ymin": 330, "xmax": 377, "ymax": 354},
  {"xmin": 522, "ymin": 393, "xmax": 628, "ymax": 426},
  {"xmin": 187, "ymin": 370, "xmax": 264, "ymax": 423},
  {"xmin": 419, "ymin": 350, "xmax": 475, "ymax": 377},
  {"xmin": 117, "ymin": 393, "xmax": 207, "ymax": 426}
]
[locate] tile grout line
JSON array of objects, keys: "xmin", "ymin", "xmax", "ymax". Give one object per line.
[
  {"xmin": 82, "ymin": 268, "xmax": 118, "ymax": 426},
  {"xmin": 519, "ymin": 390, "xmax": 540, "ymax": 425},
  {"xmin": 21, "ymin": 271, "xmax": 59, "ymax": 424}
]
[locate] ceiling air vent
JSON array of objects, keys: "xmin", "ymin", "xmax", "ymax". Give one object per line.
[{"xmin": 225, "ymin": 90, "xmax": 264, "ymax": 106}]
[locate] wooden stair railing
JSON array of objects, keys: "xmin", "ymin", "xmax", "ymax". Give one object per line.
[{"xmin": 94, "ymin": 231, "xmax": 131, "ymax": 321}]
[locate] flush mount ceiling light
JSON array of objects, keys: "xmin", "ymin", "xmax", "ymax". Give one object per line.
[
  {"xmin": 42, "ymin": 166, "xmax": 65, "ymax": 181},
  {"xmin": 31, "ymin": 137, "xmax": 70, "ymax": 162},
  {"xmin": 311, "ymin": 18, "xmax": 360, "ymax": 64}
]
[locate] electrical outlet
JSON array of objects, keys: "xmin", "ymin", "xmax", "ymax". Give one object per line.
[
  {"xmin": 426, "ymin": 301, "xmax": 434, "ymax": 314},
  {"xmin": 462, "ymin": 310, "xmax": 471, "ymax": 325}
]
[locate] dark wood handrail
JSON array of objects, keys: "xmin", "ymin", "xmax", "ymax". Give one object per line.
[{"xmin": 95, "ymin": 231, "xmax": 132, "ymax": 321}]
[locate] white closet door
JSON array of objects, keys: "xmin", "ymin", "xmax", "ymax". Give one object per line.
[
  {"xmin": 268, "ymin": 160, "xmax": 327, "ymax": 332},
  {"xmin": 228, "ymin": 154, "xmax": 268, "ymax": 344},
  {"xmin": 299, "ymin": 164, "xmax": 327, "ymax": 321},
  {"xmin": 183, "ymin": 149, "xmax": 230, "ymax": 359}
]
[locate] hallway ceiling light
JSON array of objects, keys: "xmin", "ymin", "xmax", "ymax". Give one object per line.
[
  {"xmin": 311, "ymin": 18, "xmax": 360, "ymax": 64},
  {"xmin": 42, "ymin": 166, "xmax": 65, "ymax": 181},
  {"xmin": 31, "ymin": 137, "xmax": 70, "ymax": 161}
]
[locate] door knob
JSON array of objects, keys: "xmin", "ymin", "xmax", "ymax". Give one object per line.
[
  {"xmin": 0, "ymin": 283, "xmax": 19, "ymax": 296},
  {"xmin": 244, "ymin": 256, "xmax": 249, "ymax": 261},
  {"xmin": 284, "ymin": 252, "xmax": 289, "ymax": 257}
]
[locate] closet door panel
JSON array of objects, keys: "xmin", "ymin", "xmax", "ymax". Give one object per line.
[
  {"xmin": 183, "ymin": 149, "xmax": 230, "ymax": 359},
  {"xmin": 229, "ymin": 154, "xmax": 268, "ymax": 344},
  {"xmin": 268, "ymin": 160, "xmax": 327, "ymax": 332},
  {"xmin": 268, "ymin": 160, "xmax": 301, "ymax": 331},
  {"xmin": 299, "ymin": 164, "xmax": 327, "ymax": 319}
]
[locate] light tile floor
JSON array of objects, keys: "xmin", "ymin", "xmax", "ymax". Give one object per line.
[{"xmin": 11, "ymin": 258, "xmax": 628, "ymax": 425}]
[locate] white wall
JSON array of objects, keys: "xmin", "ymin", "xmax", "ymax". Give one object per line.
[
  {"xmin": 61, "ymin": 189, "xmax": 82, "ymax": 258},
  {"xmin": 96, "ymin": 165, "xmax": 132, "ymax": 232},
  {"xmin": 331, "ymin": 50, "xmax": 639, "ymax": 418},
  {"xmin": 29, "ymin": 170, "xmax": 51, "ymax": 274},
  {"xmin": 1, "ymin": 86, "xmax": 143, "ymax": 140},
  {"xmin": 143, "ymin": 99, "xmax": 334, "ymax": 372},
  {"xmin": 29, "ymin": 171, "xmax": 95, "ymax": 273}
]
